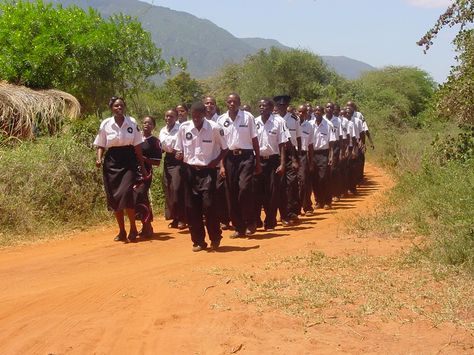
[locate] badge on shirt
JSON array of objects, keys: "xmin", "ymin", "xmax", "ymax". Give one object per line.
[
  {"xmin": 220, "ymin": 129, "xmax": 224, "ymax": 136},
  {"xmin": 127, "ymin": 127, "xmax": 133, "ymax": 134},
  {"xmin": 224, "ymin": 121, "xmax": 230, "ymax": 128},
  {"xmin": 256, "ymin": 123, "xmax": 261, "ymax": 130},
  {"xmin": 186, "ymin": 132, "xmax": 193, "ymax": 140}
]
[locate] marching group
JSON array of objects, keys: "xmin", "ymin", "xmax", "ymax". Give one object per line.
[{"xmin": 94, "ymin": 94, "xmax": 373, "ymax": 251}]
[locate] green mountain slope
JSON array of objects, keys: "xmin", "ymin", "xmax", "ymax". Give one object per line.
[{"xmin": 53, "ymin": 0, "xmax": 375, "ymax": 79}]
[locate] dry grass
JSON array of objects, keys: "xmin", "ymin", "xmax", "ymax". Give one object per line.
[
  {"xmin": 0, "ymin": 81, "xmax": 80, "ymax": 139},
  {"xmin": 213, "ymin": 250, "xmax": 474, "ymax": 329}
]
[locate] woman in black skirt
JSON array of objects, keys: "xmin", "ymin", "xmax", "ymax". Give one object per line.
[
  {"xmin": 159, "ymin": 109, "xmax": 187, "ymax": 229},
  {"xmin": 94, "ymin": 97, "xmax": 148, "ymax": 243},
  {"xmin": 134, "ymin": 116, "xmax": 162, "ymax": 238}
]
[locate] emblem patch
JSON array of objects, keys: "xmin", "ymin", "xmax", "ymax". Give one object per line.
[
  {"xmin": 127, "ymin": 127, "xmax": 133, "ymax": 134},
  {"xmin": 220, "ymin": 129, "xmax": 224, "ymax": 136},
  {"xmin": 224, "ymin": 121, "xmax": 230, "ymax": 127},
  {"xmin": 185, "ymin": 132, "xmax": 193, "ymax": 140},
  {"xmin": 256, "ymin": 123, "xmax": 261, "ymax": 130}
]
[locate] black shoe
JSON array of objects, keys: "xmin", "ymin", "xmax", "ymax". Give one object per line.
[
  {"xmin": 281, "ymin": 219, "xmax": 292, "ymax": 227},
  {"xmin": 128, "ymin": 230, "xmax": 138, "ymax": 243},
  {"xmin": 192, "ymin": 243, "xmax": 208, "ymax": 252},
  {"xmin": 177, "ymin": 221, "xmax": 188, "ymax": 230},
  {"xmin": 245, "ymin": 224, "xmax": 257, "ymax": 236},
  {"xmin": 168, "ymin": 220, "xmax": 179, "ymax": 229},
  {"xmin": 229, "ymin": 231, "xmax": 245, "ymax": 239},
  {"xmin": 114, "ymin": 231, "xmax": 127, "ymax": 242},
  {"xmin": 210, "ymin": 238, "xmax": 221, "ymax": 250}
]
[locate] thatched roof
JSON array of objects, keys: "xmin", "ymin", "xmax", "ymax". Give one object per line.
[{"xmin": 0, "ymin": 81, "xmax": 81, "ymax": 139}]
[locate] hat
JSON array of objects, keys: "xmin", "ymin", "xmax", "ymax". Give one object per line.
[{"xmin": 273, "ymin": 95, "xmax": 291, "ymax": 105}]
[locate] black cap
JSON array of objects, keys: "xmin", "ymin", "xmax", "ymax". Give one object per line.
[{"xmin": 273, "ymin": 95, "xmax": 291, "ymax": 105}]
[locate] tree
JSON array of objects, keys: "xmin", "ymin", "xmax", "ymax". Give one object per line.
[
  {"xmin": 0, "ymin": 0, "xmax": 170, "ymax": 113},
  {"xmin": 417, "ymin": 0, "xmax": 474, "ymax": 125},
  {"xmin": 207, "ymin": 48, "xmax": 344, "ymax": 108}
]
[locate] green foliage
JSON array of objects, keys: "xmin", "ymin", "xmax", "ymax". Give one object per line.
[
  {"xmin": 431, "ymin": 126, "xmax": 474, "ymax": 164},
  {"xmin": 207, "ymin": 48, "xmax": 343, "ymax": 109},
  {"xmin": 0, "ymin": 0, "xmax": 168, "ymax": 113},
  {"xmin": 0, "ymin": 135, "xmax": 107, "ymax": 243},
  {"xmin": 351, "ymin": 66, "xmax": 437, "ymax": 128},
  {"xmin": 436, "ymin": 30, "xmax": 474, "ymax": 125}
]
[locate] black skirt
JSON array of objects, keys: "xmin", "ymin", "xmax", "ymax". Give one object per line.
[{"xmin": 103, "ymin": 146, "xmax": 138, "ymax": 211}]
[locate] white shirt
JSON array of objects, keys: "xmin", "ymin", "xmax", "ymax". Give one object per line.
[
  {"xmin": 255, "ymin": 114, "xmax": 287, "ymax": 156},
  {"xmin": 312, "ymin": 118, "xmax": 336, "ymax": 150},
  {"xmin": 279, "ymin": 112, "xmax": 301, "ymax": 146},
  {"xmin": 93, "ymin": 116, "xmax": 143, "ymax": 148},
  {"xmin": 339, "ymin": 116, "xmax": 349, "ymax": 139},
  {"xmin": 207, "ymin": 113, "xmax": 219, "ymax": 122},
  {"xmin": 350, "ymin": 113, "xmax": 365, "ymax": 139},
  {"xmin": 346, "ymin": 120, "xmax": 357, "ymax": 147},
  {"xmin": 159, "ymin": 122, "xmax": 180, "ymax": 153},
  {"xmin": 355, "ymin": 111, "xmax": 369, "ymax": 132},
  {"xmin": 299, "ymin": 119, "xmax": 315, "ymax": 151},
  {"xmin": 217, "ymin": 109, "xmax": 257, "ymax": 150},
  {"xmin": 174, "ymin": 119, "xmax": 227, "ymax": 166},
  {"xmin": 325, "ymin": 115, "xmax": 343, "ymax": 138}
]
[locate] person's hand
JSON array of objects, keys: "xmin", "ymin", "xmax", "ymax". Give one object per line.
[
  {"xmin": 219, "ymin": 166, "xmax": 226, "ymax": 178},
  {"xmin": 291, "ymin": 160, "xmax": 299, "ymax": 170},
  {"xmin": 95, "ymin": 159, "xmax": 102, "ymax": 168},
  {"xmin": 370, "ymin": 143, "xmax": 375, "ymax": 150},
  {"xmin": 175, "ymin": 151, "xmax": 183, "ymax": 160},
  {"xmin": 254, "ymin": 162, "xmax": 262, "ymax": 175},
  {"xmin": 276, "ymin": 164, "xmax": 285, "ymax": 176},
  {"xmin": 339, "ymin": 151, "xmax": 344, "ymax": 162},
  {"xmin": 328, "ymin": 157, "xmax": 333, "ymax": 167}
]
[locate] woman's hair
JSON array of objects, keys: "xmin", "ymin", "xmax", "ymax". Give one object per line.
[
  {"xmin": 143, "ymin": 116, "xmax": 156, "ymax": 126},
  {"xmin": 108, "ymin": 96, "xmax": 126, "ymax": 109}
]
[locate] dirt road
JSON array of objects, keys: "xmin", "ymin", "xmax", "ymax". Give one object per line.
[{"xmin": 0, "ymin": 164, "xmax": 472, "ymax": 354}]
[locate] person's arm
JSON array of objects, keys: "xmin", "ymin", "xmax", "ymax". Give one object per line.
[
  {"xmin": 134, "ymin": 144, "xmax": 149, "ymax": 178},
  {"xmin": 276, "ymin": 143, "xmax": 286, "ymax": 176},
  {"xmin": 328, "ymin": 141, "xmax": 334, "ymax": 167},
  {"xmin": 252, "ymin": 137, "xmax": 262, "ymax": 175},
  {"xmin": 366, "ymin": 130, "xmax": 375, "ymax": 149},
  {"xmin": 96, "ymin": 146, "xmax": 105, "ymax": 167}
]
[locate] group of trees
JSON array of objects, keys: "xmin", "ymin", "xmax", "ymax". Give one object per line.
[{"xmin": 0, "ymin": 0, "xmax": 175, "ymax": 113}]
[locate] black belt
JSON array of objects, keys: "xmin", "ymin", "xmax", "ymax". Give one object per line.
[
  {"xmin": 315, "ymin": 149, "xmax": 329, "ymax": 154},
  {"xmin": 261, "ymin": 154, "xmax": 279, "ymax": 160},
  {"xmin": 187, "ymin": 164, "xmax": 211, "ymax": 171},
  {"xmin": 300, "ymin": 151, "xmax": 307, "ymax": 156},
  {"xmin": 229, "ymin": 149, "xmax": 253, "ymax": 156}
]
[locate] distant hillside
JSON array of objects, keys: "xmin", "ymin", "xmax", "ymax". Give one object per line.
[
  {"xmin": 53, "ymin": 0, "xmax": 375, "ymax": 80},
  {"xmin": 322, "ymin": 56, "xmax": 375, "ymax": 80}
]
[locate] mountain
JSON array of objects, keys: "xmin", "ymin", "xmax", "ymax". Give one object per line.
[
  {"xmin": 321, "ymin": 56, "xmax": 375, "ymax": 80},
  {"xmin": 53, "ymin": 0, "xmax": 375, "ymax": 79}
]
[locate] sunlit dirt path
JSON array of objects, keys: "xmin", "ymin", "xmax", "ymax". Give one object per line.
[{"xmin": 0, "ymin": 163, "xmax": 472, "ymax": 354}]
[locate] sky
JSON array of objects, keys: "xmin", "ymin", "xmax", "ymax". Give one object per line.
[{"xmin": 142, "ymin": 0, "xmax": 460, "ymax": 83}]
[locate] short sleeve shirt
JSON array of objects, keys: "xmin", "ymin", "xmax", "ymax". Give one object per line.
[
  {"xmin": 93, "ymin": 116, "xmax": 143, "ymax": 148},
  {"xmin": 174, "ymin": 120, "xmax": 227, "ymax": 166},
  {"xmin": 299, "ymin": 119, "xmax": 315, "ymax": 151},
  {"xmin": 217, "ymin": 109, "xmax": 257, "ymax": 150},
  {"xmin": 327, "ymin": 115, "xmax": 343, "ymax": 138},
  {"xmin": 255, "ymin": 114, "xmax": 287, "ymax": 156},
  {"xmin": 312, "ymin": 118, "xmax": 336, "ymax": 150},
  {"xmin": 159, "ymin": 122, "xmax": 180, "ymax": 153},
  {"xmin": 279, "ymin": 112, "xmax": 301, "ymax": 146}
]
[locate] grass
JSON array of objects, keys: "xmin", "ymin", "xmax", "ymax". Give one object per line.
[
  {"xmin": 0, "ymin": 132, "xmax": 165, "ymax": 246},
  {"xmin": 230, "ymin": 250, "xmax": 474, "ymax": 329}
]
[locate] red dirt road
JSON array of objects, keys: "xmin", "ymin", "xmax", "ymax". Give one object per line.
[{"xmin": 0, "ymin": 164, "xmax": 472, "ymax": 354}]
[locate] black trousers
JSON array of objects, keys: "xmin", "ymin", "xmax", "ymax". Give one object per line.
[
  {"xmin": 312, "ymin": 150, "xmax": 331, "ymax": 206},
  {"xmin": 253, "ymin": 155, "xmax": 281, "ymax": 229},
  {"xmin": 346, "ymin": 147, "xmax": 358, "ymax": 193},
  {"xmin": 215, "ymin": 171, "xmax": 230, "ymax": 225},
  {"xmin": 225, "ymin": 151, "xmax": 255, "ymax": 234},
  {"xmin": 358, "ymin": 150, "xmax": 365, "ymax": 184},
  {"xmin": 297, "ymin": 152, "xmax": 313, "ymax": 213},
  {"xmin": 330, "ymin": 146, "xmax": 344, "ymax": 198},
  {"xmin": 279, "ymin": 150, "xmax": 300, "ymax": 220},
  {"xmin": 184, "ymin": 165, "xmax": 221, "ymax": 247},
  {"xmin": 163, "ymin": 153, "xmax": 186, "ymax": 222}
]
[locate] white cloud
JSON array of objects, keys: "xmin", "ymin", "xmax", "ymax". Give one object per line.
[{"xmin": 405, "ymin": 0, "xmax": 453, "ymax": 8}]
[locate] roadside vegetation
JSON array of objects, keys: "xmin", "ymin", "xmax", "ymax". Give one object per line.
[{"xmin": 0, "ymin": 0, "xmax": 472, "ymax": 282}]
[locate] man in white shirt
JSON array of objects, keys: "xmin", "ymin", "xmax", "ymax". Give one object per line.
[
  {"xmin": 203, "ymin": 96, "xmax": 231, "ymax": 230},
  {"xmin": 309, "ymin": 106, "xmax": 336, "ymax": 209},
  {"xmin": 274, "ymin": 95, "xmax": 301, "ymax": 226},
  {"xmin": 218, "ymin": 93, "xmax": 262, "ymax": 238},
  {"xmin": 297, "ymin": 104, "xmax": 315, "ymax": 216},
  {"xmin": 174, "ymin": 102, "xmax": 228, "ymax": 252},
  {"xmin": 344, "ymin": 106, "xmax": 361, "ymax": 194},
  {"xmin": 253, "ymin": 98, "xmax": 287, "ymax": 231}
]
